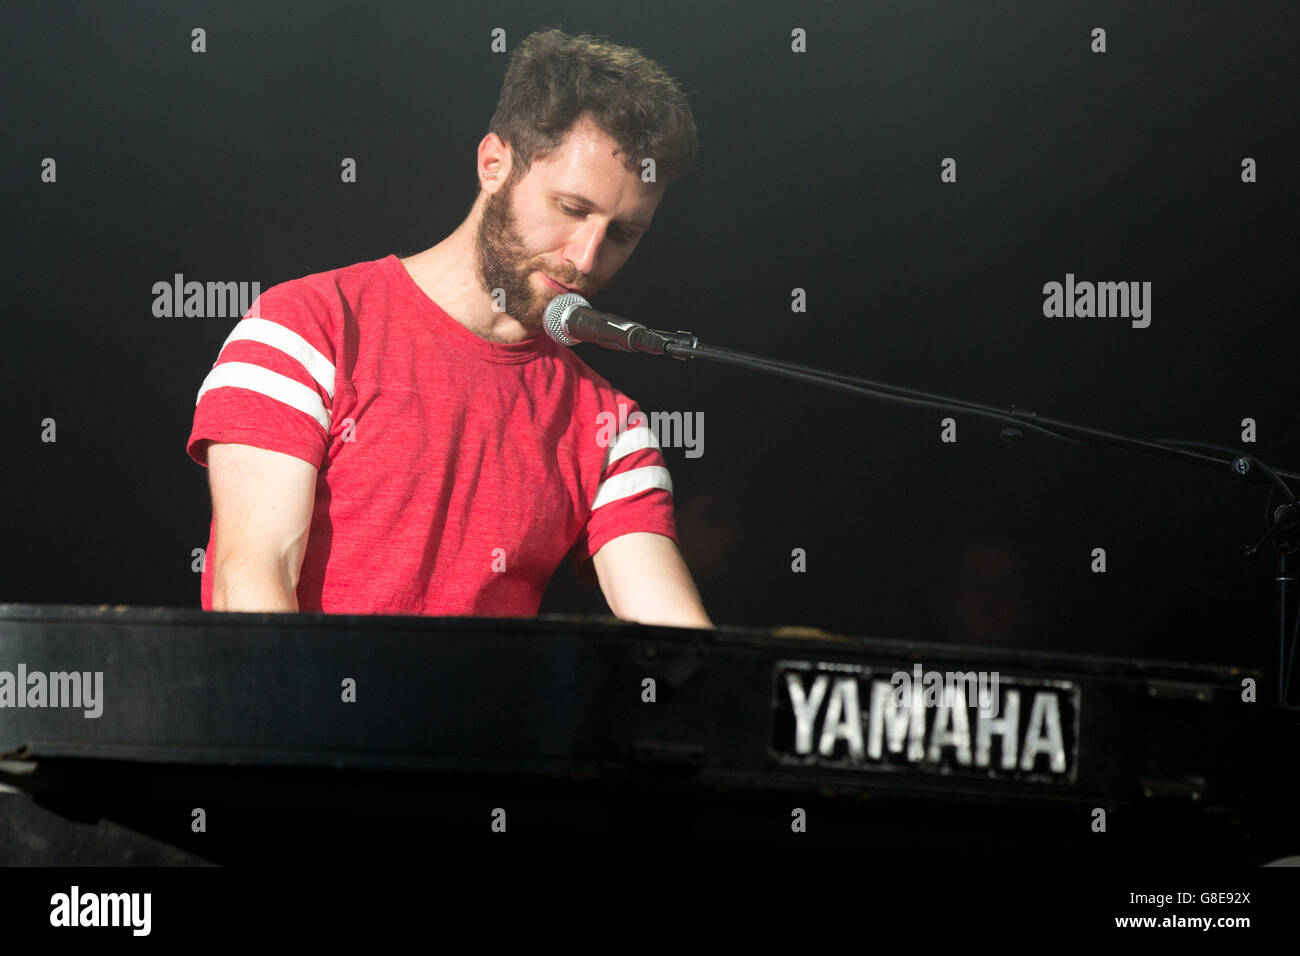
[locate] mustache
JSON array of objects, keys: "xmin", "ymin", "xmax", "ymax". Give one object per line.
[{"xmin": 535, "ymin": 267, "xmax": 589, "ymax": 295}]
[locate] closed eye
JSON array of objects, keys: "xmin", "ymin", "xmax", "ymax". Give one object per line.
[{"xmin": 560, "ymin": 203, "xmax": 637, "ymax": 244}]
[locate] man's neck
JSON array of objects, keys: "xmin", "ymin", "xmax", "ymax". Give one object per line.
[{"xmin": 399, "ymin": 216, "xmax": 536, "ymax": 345}]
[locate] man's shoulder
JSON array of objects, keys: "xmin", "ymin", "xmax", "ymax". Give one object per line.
[
  {"xmin": 264, "ymin": 255, "xmax": 391, "ymax": 305},
  {"xmin": 244, "ymin": 256, "xmax": 393, "ymax": 334}
]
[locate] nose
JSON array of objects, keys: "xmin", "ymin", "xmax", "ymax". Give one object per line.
[{"xmin": 564, "ymin": 220, "xmax": 606, "ymax": 278}]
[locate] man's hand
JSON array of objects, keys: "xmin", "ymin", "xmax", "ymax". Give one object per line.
[
  {"xmin": 207, "ymin": 442, "xmax": 317, "ymax": 612},
  {"xmin": 591, "ymin": 532, "xmax": 713, "ymax": 628}
]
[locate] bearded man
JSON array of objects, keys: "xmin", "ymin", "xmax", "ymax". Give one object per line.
[{"xmin": 186, "ymin": 29, "xmax": 710, "ymax": 626}]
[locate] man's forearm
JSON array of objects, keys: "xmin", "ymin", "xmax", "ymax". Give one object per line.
[
  {"xmin": 212, "ymin": 559, "xmax": 299, "ymax": 612},
  {"xmin": 592, "ymin": 532, "xmax": 714, "ymax": 629},
  {"xmin": 623, "ymin": 600, "xmax": 712, "ymax": 629},
  {"xmin": 615, "ymin": 569, "xmax": 712, "ymax": 628}
]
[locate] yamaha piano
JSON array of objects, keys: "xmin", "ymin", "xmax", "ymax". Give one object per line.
[{"xmin": 1, "ymin": 603, "xmax": 1295, "ymax": 865}]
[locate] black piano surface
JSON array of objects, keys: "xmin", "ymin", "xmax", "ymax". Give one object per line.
[{"xmin": 1, "ymin": 603, "xmax": 1295, "ymax": 865}]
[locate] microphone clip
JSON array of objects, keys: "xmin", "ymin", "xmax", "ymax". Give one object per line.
[{"xmin": 629, "ymin": 327, "xmax": 699, "ymax": 360}]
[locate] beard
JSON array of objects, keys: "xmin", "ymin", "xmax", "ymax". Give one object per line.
[{"xmin": 474, "ymin": 179, "xmax": 589, "ymax": 337}]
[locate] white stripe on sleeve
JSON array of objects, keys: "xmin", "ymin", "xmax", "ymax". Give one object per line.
[
  {"xmin": 195, "ymin": 362, "xmax": 333, "ymax": 431},
  {"xmin": 591, "ymin": 465, "xmax": 673, "ymax": 511},
  {"xmin": 217, "ymin": 318, "xmax": 336, "ymax": 399},
  {"xmin": 604, "ymin": 425, "xmax": 659, "ymax": 467}
]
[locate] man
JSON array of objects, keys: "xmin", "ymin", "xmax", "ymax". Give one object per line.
[{"xmin": 186, "ymin": 30, "xmax": 711, "ymax": 628}]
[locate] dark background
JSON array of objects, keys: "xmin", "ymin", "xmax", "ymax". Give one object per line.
[{"xmin": 2, "ymin": 2, "xmax": 1296, "ymax": 672}]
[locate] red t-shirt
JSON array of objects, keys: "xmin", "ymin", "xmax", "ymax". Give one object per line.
[{"xmin": 187, "ymin": 254, "xmax": 677, "ymax": 616}]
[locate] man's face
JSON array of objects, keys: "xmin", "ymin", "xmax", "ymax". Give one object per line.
[{"xmin": 474, "ymin": 117, "xmax": 664, "ymax": 332}]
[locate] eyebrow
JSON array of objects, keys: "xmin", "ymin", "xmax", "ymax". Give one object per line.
[{"xmin": 553, "ymin": 191, "xmax": 651, "ymax": 231}]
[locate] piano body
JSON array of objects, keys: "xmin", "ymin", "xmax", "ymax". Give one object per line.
[{"xmin": 0, "ymin": 603, "xmax": 1294, "ymax": 864}]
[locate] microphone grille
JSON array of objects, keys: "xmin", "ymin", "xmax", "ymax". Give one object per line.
[{"xmin": 543, "ymin": 292, "xmax": 590, "ymax": 346}]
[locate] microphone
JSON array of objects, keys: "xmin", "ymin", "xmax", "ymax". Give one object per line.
[{"xmin": 544, "ymin": 293, "xmax": 695, "ymax": 356}]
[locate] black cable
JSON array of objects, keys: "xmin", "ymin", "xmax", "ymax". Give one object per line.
[
  {"xmin": 668, "ymin": 340, "xmax": 1300, "ymax": 481},
  {"xmin": 660, "ymin": 339, "xmax": 1300, "ymax": 701},
  {"xmin": 1153, "ymin": 439, "xmax": 1297, "ymax": 502},
  {"xmin": 664, "ymin": 344, "xmax": 1082, "ymax": 444}
]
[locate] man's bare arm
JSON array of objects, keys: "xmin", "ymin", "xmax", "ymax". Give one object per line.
[
  {"xmin": 591, "ymin": 532, "xmax": 713, "ymax": 628},
  {"xmin": 206, "ymin": 443, "xmax": 317, "ymax": 612}
]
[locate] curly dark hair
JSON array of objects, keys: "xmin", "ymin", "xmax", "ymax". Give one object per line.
[{"xmin": 488, "ymin": 29, "xmax": 699, "ymax": 187}]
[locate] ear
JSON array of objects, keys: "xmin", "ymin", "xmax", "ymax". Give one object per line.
[{"xmin": 477, "ymin": 133, "xmax": 513, "ymax": 194}]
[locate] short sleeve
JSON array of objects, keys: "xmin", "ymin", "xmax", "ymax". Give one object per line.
[
  {"xmin": 569, "ymin": 398, "xmax": 678, "ymax": 577},
  {"xmin": 186, "ymin": 284, "xmax": 338, "ymax": 469},
  {"xmin": 188, "ymin": 283, "xmax": 343, "ymax": 470}
]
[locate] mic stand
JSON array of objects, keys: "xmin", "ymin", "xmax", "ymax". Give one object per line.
[
  {"xmin": 631, "ymin": 328, "xmax": 1300, "ymax": 704},
  {"xmin": 1247, "ymin": 505, "xmax": 1300, "ymax": 705}
]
